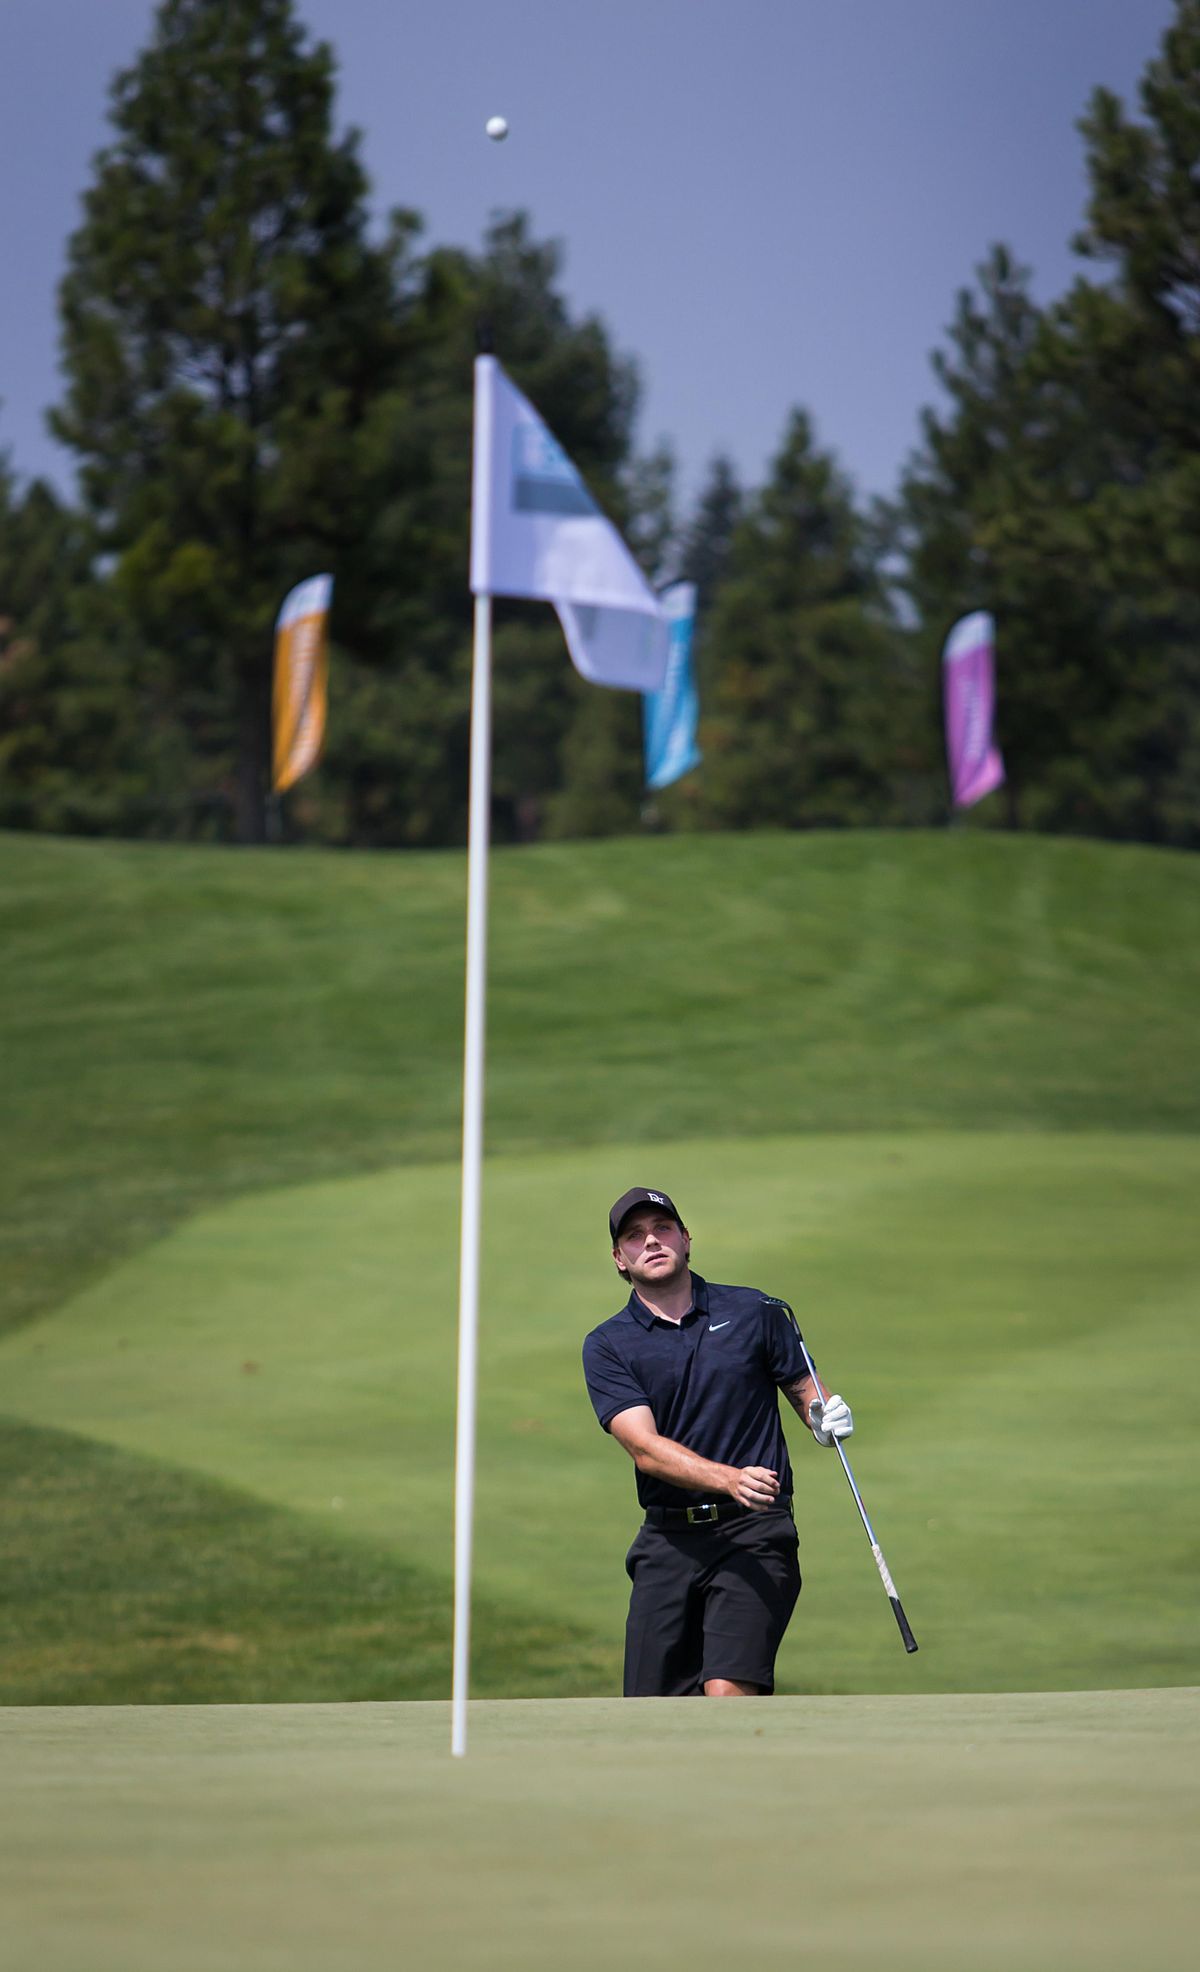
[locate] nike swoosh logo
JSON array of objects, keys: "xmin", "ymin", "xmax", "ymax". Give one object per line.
[{"xmin": 709, "ymin": 1321, "xmax": 731, "ymax": 1332}]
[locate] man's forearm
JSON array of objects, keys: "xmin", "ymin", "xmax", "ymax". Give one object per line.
[
  {"xmin": 632, "ymin": 1430, "xmax": 740, "ymax": 1497},
  {"xmin": 782, "ymin": 1372, "xmax": 825, "ymax": 1432},
  {"xmin": 608, "ymin": 1408, "xmax": 780, "ymax": 1508}
]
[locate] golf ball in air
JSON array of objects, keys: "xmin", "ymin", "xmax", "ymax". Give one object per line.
[{"xmin": 486, "ymin": 115, "xmax": 508, "ymax": 141}]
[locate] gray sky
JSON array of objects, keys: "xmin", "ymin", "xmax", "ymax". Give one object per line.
[{"xmin": 0, "ymin": 0, "xmax": 1174, "ymax": 513}]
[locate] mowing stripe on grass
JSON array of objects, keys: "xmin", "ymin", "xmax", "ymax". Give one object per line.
[
  {"xmin": 2, "ymin": 1131, "xmax": 1196, "ymax": 1697},
  {"xmin": 4, "ymin": 828, "xmax": 1198, "ymax": 1337}
]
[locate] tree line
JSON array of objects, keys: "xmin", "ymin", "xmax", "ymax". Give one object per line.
[{"xmin": 1, "ymin": 0, "xmax": 1197, "ymax": 850}]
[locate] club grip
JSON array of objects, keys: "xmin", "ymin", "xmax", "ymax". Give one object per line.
[{"xmin": 891, "ymin": 1597, "xmax": 918, "ymax": 1654}]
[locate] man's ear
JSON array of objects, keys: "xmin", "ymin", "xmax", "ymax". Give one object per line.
[{"xmin": 612, "ymin": 1246, "xmax": 630, "ymax": 1279}]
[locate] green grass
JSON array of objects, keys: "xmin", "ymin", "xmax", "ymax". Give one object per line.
[
  {"xmin": 1, "ymin": 1690, "xmax": 1196, "ymax": 1971},
  {"xmin": 0, "ymin": 1417, "xmax": 612, "ymax": 1703},
  {"xmin": 3, "ymin": 1132, "xmax": 1197, "ymax": 1698},
  {"xmin": 1, "ymin": 827, "xmax": 1197, "ymax": 1703},
  {"xmin": 3, "ymin": 828, "xmax": 1198, "ymax": 1337}
]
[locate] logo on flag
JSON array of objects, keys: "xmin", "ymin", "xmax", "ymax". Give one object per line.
[
  {"xmin": 942, "ymin": 610, "xmax": 1005, "ymax": 809},
  {"xmin": 471, "ymin": 357, "xmax": 667, "ymax": 692},
  {"xmin": 512, "ymin": 425, "xmax": 598, "ymax": 517}
]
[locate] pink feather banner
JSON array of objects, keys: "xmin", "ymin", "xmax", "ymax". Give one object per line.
[{"xmin": 943, "ymin": 611, "xmax": 1005, "ymax": 808}]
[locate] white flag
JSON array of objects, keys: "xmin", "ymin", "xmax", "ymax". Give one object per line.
[{"xmin": 470, "ymin": 356, "xmax": 668, "ymax": 692}]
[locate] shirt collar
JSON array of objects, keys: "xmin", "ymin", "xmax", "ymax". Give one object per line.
[{"xmin": 626, "ymin": 1273, "xmax": 708, "ymax": 1328}]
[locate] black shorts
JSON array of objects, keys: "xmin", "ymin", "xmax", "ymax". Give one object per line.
[{"xmin": 622, "ymin": 1506, "xmax": 801, "ymax": 1696}]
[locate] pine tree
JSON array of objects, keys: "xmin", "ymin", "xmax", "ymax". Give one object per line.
[
  {"xmin": 51, "ymin": 0, "xmax": 401, "ymax": 840},
  {"xmin": 304, "ymin": 212, "xmax": 647, "ymax": 847},
  {"xmin": 1066, "ymin": 0, "xmax": 1200, "ymax": 843},
  {"xmin": 695, "ymin": 412, "xmax": 907, "ymax": 830},
  {"xmin": 896, "ymin": 2, "xmax": 1200, "ymax": 846},
  {"xmin": 679, "ymin": 454, "xmax": 742, "ymax": 629},
  {"xmin": 894, "ymin": 246, "xmax": 1092, "ymax": 829},
  {"xmin": 0, "ymin": 464, "xmax": 175, "ymax": 833}
]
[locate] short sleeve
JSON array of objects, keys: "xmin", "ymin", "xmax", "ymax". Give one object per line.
[
  {"xmin": 582, "ymin": 1329, "xmax": 652, "ymax": 1432},
  {"xmin": 761, "ymin": 1296, "xmax": 811, "ymax": 1386}
]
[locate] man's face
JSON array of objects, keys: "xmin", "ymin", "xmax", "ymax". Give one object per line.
[{"xmin": 613, "ymin": 1207, "xmax": 691, "ymax": 1289}]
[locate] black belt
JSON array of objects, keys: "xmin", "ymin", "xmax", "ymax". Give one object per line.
[{"xmin": 643, "ymin": 1496, "xmax": 792, "ymax": 1529}]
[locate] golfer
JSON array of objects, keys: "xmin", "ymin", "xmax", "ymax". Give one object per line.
[{"xmin": 582, "ymin": 1187, "xmax": 854, "ymax": 1697}]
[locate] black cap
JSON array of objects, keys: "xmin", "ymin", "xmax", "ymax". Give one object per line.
[{"xmin": 609, "ymin": 1188, "xmax": 684, "ymax": 1244}]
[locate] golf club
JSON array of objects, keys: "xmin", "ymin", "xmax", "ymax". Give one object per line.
[{"xmin": 797, "ymin": 1330, "xmax": 919, "ymax": 1654}]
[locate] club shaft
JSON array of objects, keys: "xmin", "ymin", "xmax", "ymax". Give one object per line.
[{"xmin": 796, "ymin": 1333, "xmax": 918, "ymax": 1654}]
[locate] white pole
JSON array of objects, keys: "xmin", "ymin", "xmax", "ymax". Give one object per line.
[{"xmin": 451, "ymin": 586, "xmax": 493, "ymax": 1758}]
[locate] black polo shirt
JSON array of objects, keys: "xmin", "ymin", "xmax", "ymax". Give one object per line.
[{"xmin": 582, "ymin": 1274, "xmax": 812, "ymax": 1510}]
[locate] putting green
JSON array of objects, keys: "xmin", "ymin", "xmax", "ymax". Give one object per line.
[
  {"xmin": 2, "ymin": 1130, "xmax": 1197, "ymax": 1694},
  {"xmin": 1, "ymin": 1689, "xmax": 1195, "ymax": 1971}
]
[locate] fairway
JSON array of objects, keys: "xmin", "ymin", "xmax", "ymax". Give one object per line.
[
  {"xmin": 2, "ymin": 1129, "xmax": 1197, "ymax": 1699},
  {"xmin": 2, "ymin": 1689, "xmax": 1195, "ymax": 1972},
  {"xmin": 2, "ymin": 828, "xmax": 1197, "ymax": 1702},
  {"xmin": 5, "ymin": 828, "xmax": 1198, "ymax": 1340}
]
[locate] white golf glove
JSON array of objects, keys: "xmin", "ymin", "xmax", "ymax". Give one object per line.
[{"xmin": 809, "ymin": 1393, "xmax": 853, "ymax": 1446}]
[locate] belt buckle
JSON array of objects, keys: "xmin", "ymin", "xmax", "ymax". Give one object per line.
[{"xmin": 686, "ymin": 1503, "xmax": 719, "ymax": 1525}]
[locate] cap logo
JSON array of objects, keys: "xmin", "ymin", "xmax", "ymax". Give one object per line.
[{"xmin": 647, "ymin": 1192, "xmax": 665, "ymax": 1204}]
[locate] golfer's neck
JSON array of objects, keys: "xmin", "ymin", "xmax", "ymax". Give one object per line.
[{"xmin": 636, "ymin": 1268, "xmax": 694, "ymax": 1326}]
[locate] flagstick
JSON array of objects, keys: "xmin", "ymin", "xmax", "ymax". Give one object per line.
[{"xmin": 451, "ymin": 588, "xmax": 493, "ymax": 1759}]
